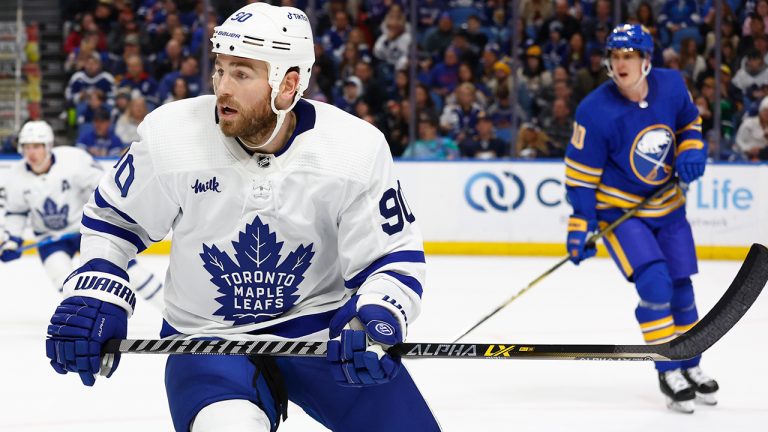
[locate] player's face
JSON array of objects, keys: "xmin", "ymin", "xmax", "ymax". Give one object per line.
[
  {"xmin": 213, "ymin": 54, "xmax": 276, "ymax": 142},
  {"xmin": 609, "ymin": 50, "xmax": 645, "ymax": 88},
  {"xmin": 21, "ymin": 143, "xmax": 48, "ymax": 170}
]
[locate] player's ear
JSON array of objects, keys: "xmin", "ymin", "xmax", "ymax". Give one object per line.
[{"xmin": 276, "ymin": 68, "xmax": 300, "ymax": 108}]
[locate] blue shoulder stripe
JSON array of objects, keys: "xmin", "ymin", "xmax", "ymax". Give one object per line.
[
  {"xmin": 94, "ymin": 187, "xmax": 137, "ymax": 224},
  {"xmin": 81, "ymin": 214, "xmax": 147, "ymax": 252},
  {"xmin": 344, "ymin": 250, "xmax": 425, "ymax": 289},
  {"xmin": 379, "ymin": 270, "xmax": 423, "ymax": 297},
  {"xmin": 6, "ymin": 211, "xmax": 29, "ymax": 216}
]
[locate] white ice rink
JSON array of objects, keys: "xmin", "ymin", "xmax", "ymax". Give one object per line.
[{"xmin": 1, "ymin": 253, "xmax": 766, "ymax": 431}]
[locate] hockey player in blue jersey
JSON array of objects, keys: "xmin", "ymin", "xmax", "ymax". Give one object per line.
[
  {"xmin": 564, "ymin": 24, "xmax": 718, "ymax": 413},
  {"xmin": 44, "ymin": 3, "xmax": 440, "ymax": 431}
]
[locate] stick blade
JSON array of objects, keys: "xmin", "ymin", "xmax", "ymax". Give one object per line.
[{"xmin": 666, "ymin": 243, "xmax": 768, "ymax": 360}]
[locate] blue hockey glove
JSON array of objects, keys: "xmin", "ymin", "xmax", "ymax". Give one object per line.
[
  {"xmin": 327, "ymin": 295, "xmax": 403, "ymax": 386},
  {"xmin": 567, "ymin": 216, "xmax": 597, "ymax": 265},
  {"xmin": 675, "ymin": 150, "xmax": 706, "ymax": 183},
  {"xmin": 0, "ymin": 235, "xmax": 22, "ymax": 262},
  {"xmin": 46, "ymin": 259, "xmax": 133, "ymax": 386},
  {"xmin": 46, "ymin": 297, "xmax": 127, "ymax": 386}
]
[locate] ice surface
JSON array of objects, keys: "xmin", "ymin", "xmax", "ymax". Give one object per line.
[{"xmin": 1, "ymin": 254, "xmax": 765, "ymax": 431}]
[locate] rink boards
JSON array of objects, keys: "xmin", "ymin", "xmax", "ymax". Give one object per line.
[{"xmin": 0, "ymin": 157, "xmax": 764, "ymax": 260}]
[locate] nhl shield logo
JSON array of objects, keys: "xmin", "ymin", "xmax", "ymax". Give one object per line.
[
  {"xmin": 200, "ymin": 216, "xmax": 315, "ymax": 325},
  {"xmin": 630, "ymin": 125, "xmax": 674, "ymax": 185}
]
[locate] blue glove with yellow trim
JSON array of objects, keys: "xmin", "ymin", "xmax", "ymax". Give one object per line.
[
  {"xmin": 675, "ymin": 150, "xmax": 706, "ymax": 183},
  {"xmin": 567, "ymin": 216, "xmax": 597, "ymax": 265}
]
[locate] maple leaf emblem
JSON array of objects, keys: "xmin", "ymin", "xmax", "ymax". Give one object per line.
[
  {"xmin": 36, "ymin": 197, "xmax": 69, "ymax": 231},
  {"xmin": 200, "ymin": 216, "xmax": 315, "ymax": 325}
]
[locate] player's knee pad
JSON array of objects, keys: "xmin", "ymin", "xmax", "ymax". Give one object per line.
[
  {"xmin": 191, "ymin": 400, "xmax": 271, "ymax": 432},
  {"xmin": 42, "ymin": 252, "xmax": 75, "ymax": 292},
  {"xmin": 671, "ymin": 277, "xmax": 695, "ymax": 312},
  {"xmin": 634, "ymin": 261, "xmax": 673, "ymax": 307}
]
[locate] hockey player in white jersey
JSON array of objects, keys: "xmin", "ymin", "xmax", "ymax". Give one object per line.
[
  {"xmin": 45, "ymin": 4, "xmax": 440, "ymax": 431},
  {"xmin": 1, "ymin": 120, "xmax": 163, "ymax": 306}
]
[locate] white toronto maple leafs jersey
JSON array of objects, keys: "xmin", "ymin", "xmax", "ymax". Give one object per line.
[
  {"xmin": 78, "ymin": 95, "xmax": 425, "ymax": 340},
  {"xmin": 4, "ymin": 146, "xmax": 103, "ymax": 238}
]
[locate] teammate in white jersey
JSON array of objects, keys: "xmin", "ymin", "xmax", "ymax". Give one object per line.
[
  {"xmin": 1, "ymin": 120, "xmax": 163, "ymax": 306},
  {"xmin": 45, "ymin": 4, "xmax": 440, "ymax": 431}
]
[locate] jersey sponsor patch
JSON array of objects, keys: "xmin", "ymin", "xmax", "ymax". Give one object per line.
[{"xmin": 200, "ymin": 216, "xmax": 315, "ymax": 325}]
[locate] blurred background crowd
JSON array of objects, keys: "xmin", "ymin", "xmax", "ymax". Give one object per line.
[{"xmin": 3, "ymin": 0, "xmax": 768, "ymax": 162}]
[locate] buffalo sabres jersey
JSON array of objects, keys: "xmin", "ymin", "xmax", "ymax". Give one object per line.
[
  {"xmin": 77, "ymin": 95, "xmax": 425, "ymax": 340},
  {"xmin": 565, "ymin": 68, "xmax": 706, "ymax": 220},
  {"xmin": 4, "ymin": 147, "xmax": 103, "ymax": 238}
]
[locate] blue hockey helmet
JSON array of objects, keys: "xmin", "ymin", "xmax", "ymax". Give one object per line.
[{"xmin": 606, "ymin": 24, "xmax": 653, "ymax": 56}]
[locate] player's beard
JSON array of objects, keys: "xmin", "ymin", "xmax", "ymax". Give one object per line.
[{"xmin": 218, "ymin": 95, "xmax": 278, "ymax": 146}]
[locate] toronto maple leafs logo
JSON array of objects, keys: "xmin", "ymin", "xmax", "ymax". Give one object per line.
[
  {"xmin": 200, "ymin": 216, "xmax": 315, "ymax": 325},
  {"xmin": 36, "ymin": 197, "xmax": 69, "ymax": 230}
]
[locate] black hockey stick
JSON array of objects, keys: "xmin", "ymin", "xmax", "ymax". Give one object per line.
[
  {"xmin": 451, "ymin": 180, "xmax": 680, "ymax": 343},
  {"xmin": 103, "ymin": 243, "xmax": 767, "ymax": 361}
]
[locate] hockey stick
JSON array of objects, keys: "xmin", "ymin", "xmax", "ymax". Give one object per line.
[
  {"xmin": 451, "ymin": 180, "xmax": 679, "ymax": 343},
  {"xmin": 102, "ymin": 243, "xmax": 767, "ymax": 361},
  {"xmin": 18, "ymin": 231, "xmax": 80, "ymax": 253}
]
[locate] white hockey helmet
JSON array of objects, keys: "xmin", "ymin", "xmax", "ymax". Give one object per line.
[
  {"xmin": 211, "ymin": 2, "xmax": 314, "ymax": 109},
  {"xmin": 17, "ymin": 120, "xmax": 54, "ymax": 154}
]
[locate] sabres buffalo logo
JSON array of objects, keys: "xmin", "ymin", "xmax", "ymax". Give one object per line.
[{"xmin": 630, "ymin": 125, "xmax": 675, "ymax": 185}]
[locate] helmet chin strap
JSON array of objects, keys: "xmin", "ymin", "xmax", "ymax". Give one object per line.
[{"xmin": 239, "ymin": 87, "xmax": 300, "ymax": 151}]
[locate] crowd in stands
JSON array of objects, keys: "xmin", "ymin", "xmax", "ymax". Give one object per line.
[{"xmin": 30, "ymin": 0, "xmax": 768, "ymax": 162}]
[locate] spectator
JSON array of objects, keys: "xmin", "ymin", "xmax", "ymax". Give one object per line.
[
  {"xmin": 109, "ymin": 34, "xmax": 149, "ymax": 79},
  {"xmin": 64, "ymin": 31, "xmax": 105, "ymax": 74},
  {"xmin": 423, "ymin": 12, "xmax": 454, "ymax": 59},
  {"xmin": 519, "ymin": 0, "xmax": 554, "ymax": 36},
  {"xmin": 162, "ymin": 77, "xmax": 190, "ymax": 105},
  {"xmin": 742, "ymin": 0, "xmax": 768, "ymax": 37},
  {"xmin": 353, "ymin": 60, "xmax": 387, "ymax": 116},
  {"xmin": 462, "ymin": 15, "xmax": 489, "ymax": 53},
  {"xmin": 76, "ymin": 88, "xmax": 110, "ymax": 127},
  {"xmin": 429, "ymin": 47, "xmax": 461, "ymax": 97},
  {"xmin": 542, "ymin": 21, "xmax": 569, "ymax": 71},
  {"xmin": 119, "ymin": 54, "xmax": 159, "ymax": 109},
  {"xmin": 414, "ymin": 83, "xmax": 439, "ymax": 121},
  {"xmin": 735, "ymin": 96, "xmax": 768, "ymax": 160},
  {"xmin": 516, "ymin": 122, "xmax": 555, "ymax": 159},
  {"xmin": 658, "ymin": 0, "xmax": 701, "ymax": 48},
  {"xmin": 115, "ymin": 96, "xmax": 149, "ymax": 146},
  {"xmin": 336, "ymin": 76, "xmax": 364, "ymax": 114},
  {"xmin": 538, "ymin": 0, "xmax": 581, "ymax": 44},
  {"xmin": 65, "ymin": 53, "xmax": 116, "ymax": 106},
  {"xmin": 64, "ymin": 13, "xmax": 107, "ymax": 55},
  {"xmin": 739, "ymin": 13, "xmax": 766, "ymax": 56},
  {"xmin": 679, "ymin": 38, "xmax": 706, "ymax": 82},
  {"xmin": 373, "ymin": 12, "xmax": 411, "ymax": 74},
  {"xmin": 732, "ymin": 49, "xmax": 768, "ymax": 97},
  {"xmin": 565, "ymin": 32, "xmax": 588, "ymax": 75},
  {"xmin": 460, "ymin": 113, "xmax": 508, "ymax": 158},
  {"xmin": 153, "ymin": 38, "xmax": 186, "ymax": 81},
  {"xmin": 539, "ymin": 97, "xmax": 573, "ymax": 156},
  {"xmin": 76, "ymin": 108, "xmax": 125, "ymax": 157},
  {"xmin": 402, "ymin": 115, "xmax": 459, "ymax": 159},
  {"xmin": 417, "ymin": 0, "xmax": 447, "ymax": 33},
  {"xmin": 321, "ymin": 9, "xmax": 353, "ymax": 62},
  {"xmin": 634, "ymin": 1, "xmax": 659, "ymax": 39},
  {"xmin": 440, "ymin": 82, "xmax": 484, "ymax": 142},
  {"xmin": 111, "ymin": 88, "xmax": 131, "ymax": 123},
  {"xmin": 157, "ymin": 56, "xmax": 201, "ymax": 102},
  {"xmin": 382, "ymin": 99, "xmax": 409, "ymax": 157}
]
